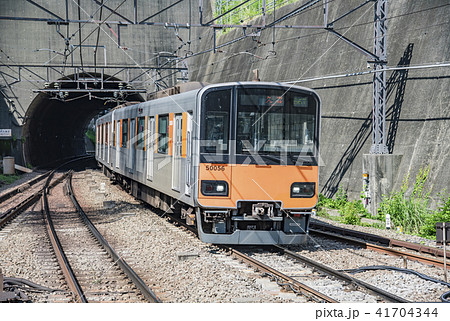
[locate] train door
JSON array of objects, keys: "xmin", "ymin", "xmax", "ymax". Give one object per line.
[
  {"xmin": 96, "ymin": 125, "xmax": 99, "ymax": 158},
  {"xmin": 115, "ymin": 121, "xmax": 120, "ymax": 168},
  {"xmin": 111, "ymin": 112, "xmax": 115, "ymax": 167},
  {"xmin": 172, "ymin": 114, "xmax": 182, "ymax": 191},
  {"xmin": 146, "ymin": 117, "xmax": 155, "ymax": 180},
  {"xmin": 185, "ymin": 113, "xmax": 193, "ymax": 196},
  {"xmin": 128, "ymin": 118, "xmax": 136, "ymax": 173},
  {"xmin": 102, "ymin": 123, "xmax": 105, "ymax": 160}
]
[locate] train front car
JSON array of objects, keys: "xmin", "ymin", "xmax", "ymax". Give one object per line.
[{"xmin": 195, "ymin": 82, "xmax": 320, "ymax": 244}]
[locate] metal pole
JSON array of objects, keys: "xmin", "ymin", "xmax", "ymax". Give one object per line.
[
  {"xmin": 370, "ymin": 0, "xmax": 388, "ymax": 154},
  {"xmin": 444, "ymin": 222, "xmax": 448, "ymax": 283},
  {"xmin": 323, "ymin": 0, "xmax": 328, "ymax": 27}
]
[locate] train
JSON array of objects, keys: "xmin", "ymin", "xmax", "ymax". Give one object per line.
[{"xmin": 95, "ymin": 82, "xmax": 321, "ymax": 244}]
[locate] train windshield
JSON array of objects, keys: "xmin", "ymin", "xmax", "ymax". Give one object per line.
[
  {"xmin": 236, "ymin": 88, "xmax": 317, "ymax": 159},
  {"xmin": 200, "ymin": 89, "xmax": 231, "ymax": 154}
]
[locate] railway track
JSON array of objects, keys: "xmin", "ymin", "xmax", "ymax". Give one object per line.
[
  {"xmin": 0, "ymin": 172, "xmax": 49, "ymax": 229},
  {"xmin": 271, "ymin": 245, "xmax": 410, "ymax": 302},
  {"xmin": 40, "ymin": 169, "xmax": 160, "ymax": 303},
  {"xmin": 0, "ymin": 155, "xmax": 94, "ymax": 230},
  {"xmin": 165, "ymin": 211, "xmax": 450, "ymax": 302},
  {"xmin": 310, "ymin": 220, "xmax": 448, "ymax": 269},
  {"xmin": 166, "ymin": 214, "xmax": 397, "ymax": 302}
]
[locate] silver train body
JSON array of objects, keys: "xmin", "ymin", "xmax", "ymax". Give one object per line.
[{"xmin": 96, "ymin": 82, "xmax": 321, "ymax": 244}]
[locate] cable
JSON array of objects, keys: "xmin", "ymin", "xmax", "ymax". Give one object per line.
[
  {"xmin": 181, "ymin": 2, "xmax": 449, "ymax": 75},
  {"xmin": 4, "ymin": 277, "xmax": 65, "ymax": 293},
  {"xmin": 342, "ymin": 265, "xmax": 450, "ymax": 303}
]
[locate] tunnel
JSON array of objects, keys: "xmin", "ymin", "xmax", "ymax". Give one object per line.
[{"xmin": 22, "ymin": 73, "xmax": 144, "ymax": 167}]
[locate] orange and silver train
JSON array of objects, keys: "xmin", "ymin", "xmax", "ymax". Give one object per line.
[{"xmin": 96, "ymin": 82, "xmax": 320, "ymax": 244}]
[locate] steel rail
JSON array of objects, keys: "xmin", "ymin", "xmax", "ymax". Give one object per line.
[
  {"xmin": 273, "ymin": 245, "xmax": 410, "ymax": 303},
  {"xmin": 221, "ymin": 245, "xmax": 338, "ymax": 303},
  {"xmin": 38, "ymin": 155, "xmax": 95, "ymax": 302},
  {"xmin": 42, "ymin": 170, "xmax": 87, "ymax": 303},
  {"xmin": 310, "ymin": 220, "xmax": 450, "ymax": 260},
  {"xmin": 0, "ymin": 156, "xmax": 87, "ymax": 228},
  {"xmin": 162, "ymin": 214, "xmax": 335, "ymax": 302},
  {"xmin": 66, "ymin": 173, "xmax": 161, "ymax": 303},
  {"xmin": 310, "ymin": 228, "xmax": 447, "ymax": 269},
  {"xmin": 0, "ymin": 171, "xmax": 50, "ymax": 204},
  {"xmin": 0, "ymin": 192, "xmax": 42, "ymax": 228}
]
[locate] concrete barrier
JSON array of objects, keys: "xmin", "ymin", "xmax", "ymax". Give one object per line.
[{"xmin": 2, "ymin": 157, "xmax": 15, "ymax": 175}]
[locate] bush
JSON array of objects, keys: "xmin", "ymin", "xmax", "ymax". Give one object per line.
[
  {"xmin": 318, "ymin": 188, "xmax": 368, "ymax": 225},
  {"xmin": 420, "ymin": 195, "xmax": 450, "ymax": 238},
  {"xmin": 339, "ymin": 202, "xmax": 362, "ymax": 225},
  {"xmin": 378, "ymin": 167, "xmax": 431, "ymax": 235},
  {"xmin": 318, "ymin": 188, "xmax": 348, "ymax": 209}
]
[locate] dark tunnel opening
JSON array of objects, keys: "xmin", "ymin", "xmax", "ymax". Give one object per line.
[{"xmin": 23, "ymin": 73, "xmax": 144, "ymax": 167}]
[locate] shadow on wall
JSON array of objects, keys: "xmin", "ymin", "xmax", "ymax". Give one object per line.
[{"xmin": 321, "ymin": 43, "xmax": 415, "ymax": 198}]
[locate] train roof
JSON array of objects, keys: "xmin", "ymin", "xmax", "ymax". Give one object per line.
[{"xmin": 96, "ymin": 81, "xmax": 320, "ymax": 122}]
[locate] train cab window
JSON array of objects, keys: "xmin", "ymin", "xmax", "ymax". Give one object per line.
[
  {"xmin": 136, "ymin": 117, "xmax": 145, "ymax": 150},
  {"xmin": 121, "ymin": 119, "xmax": 128, "ymax": 148},
  {"xmin": 237, "ymin": 88, "xmax": 317, "ymax": 158},
  {"xmin": 158, "ymin": 115, "xmax": 169, "ymax": 154},
  {"xmin": 200, "ymin": 89, "xmax": 231, "ymax": 154}
]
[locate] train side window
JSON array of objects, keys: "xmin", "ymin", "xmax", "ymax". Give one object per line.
[
  {"xmin": 200, "ymin": 89, "xmax": 231, "ymax": 154},
  {"xmin": 158, "ymin": 115, "xmax": 169, "ymax": 154},
  {"xmin": 136, "ymin": 117, "xmax": 146, "ymax": 150},
  {"xmin": 101, "ymin": 124, "xmax": 104, "ymax": 144},
  {"xmin": 121, "ymin": 119, "xmax": 128, "ymax": 148},
  {"xmin": 105, "ymin": 123, "xmax": 109, "ymax": 145},
  {"xmin": 111, "ymin": 121, "xmax": 116, "ymax": 146}
]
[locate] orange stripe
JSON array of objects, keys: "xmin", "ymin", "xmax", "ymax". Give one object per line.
[
  {"xmin": 168, "ymin": 113, "xmax": 174, "ymax": 156},
  {"xmin": 181, "ymin": 113, "xmax": 187, "ymax": 158},
  {"xmin": 144, "ymin": 116, "xmax": 147, "ymax": 151}
]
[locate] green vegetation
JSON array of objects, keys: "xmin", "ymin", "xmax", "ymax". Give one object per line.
[
  {"xmin": 214, "ymin": 0, "xmax": 299, "ymax": 33},
  {"xmin": 317, "ymin": 166, "xmax": 450, "ymax": 240},
  {"xmin": 0, "ymin": 174, "xmax": 20, "ymax": 185},
  {"xmin": 85, "ymin": 129, "xmax": 96, "ymax": 145},
  {"xmin": 317, "ymin": 187, "xmax": 368, "ymax": 226},
  {"xmin": 377, "ymin": 167, "xmax": 431, "ymax": 236}
]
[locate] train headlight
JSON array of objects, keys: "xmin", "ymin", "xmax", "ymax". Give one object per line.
[
  {"xmin": 291, "ymin": 182, "xmax": 315, "ymax": 198},
  {"xmin": 201, "ymin": 180, "xmax": 229, "ymax": 196}
]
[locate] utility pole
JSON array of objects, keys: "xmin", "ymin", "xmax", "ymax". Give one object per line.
[{"xmin": 370, "ymin": 0, "xmax": 388, "ymax": 154}]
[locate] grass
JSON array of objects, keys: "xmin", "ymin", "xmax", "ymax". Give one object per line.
[
  {"xmin": 0, "ymin": 173, "xmax": 21, "ymax": 185},
  {"xmin": 85, "ymin": 130, "xmax": 96, "ymax": 145},
  {"xmin": 317, "ymin": 188, "xmax": 370, "ymax": 226}
]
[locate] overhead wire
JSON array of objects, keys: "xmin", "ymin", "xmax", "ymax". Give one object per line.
[{"xmin": 185, "ymin": 2, "xmax": 450, "ymax": 79}]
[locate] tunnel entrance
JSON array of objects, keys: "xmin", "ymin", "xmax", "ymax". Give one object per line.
[{"xmin": 23, "ymin": 73, "xmax": 144, "ymax": 167}]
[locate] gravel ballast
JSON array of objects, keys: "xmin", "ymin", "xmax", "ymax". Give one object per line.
[{"xmin": 72, "ymin": 169, "xmax": 307, "ymax": 303}]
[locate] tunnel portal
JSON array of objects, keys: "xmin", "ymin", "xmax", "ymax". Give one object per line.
[{"xmin": 23, "ymin": 73, "xmax": 144, "ymax": 167}]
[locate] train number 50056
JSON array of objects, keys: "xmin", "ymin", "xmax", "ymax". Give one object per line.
[{"xmin": 206, "ymin": 165, "xmax": 225, "ymax": 171}]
